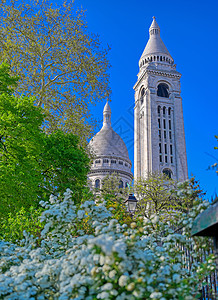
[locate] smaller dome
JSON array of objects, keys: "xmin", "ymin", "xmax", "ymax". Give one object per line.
[
  {"xmin": 89, "ymin": 126, "xmax": 130, "ymax": 160},
  {"xmin": 88, "ymin": 104, "xmax": 133, "ymax": 190},
  {"xmin": 89, "ymin": 102, "xmax": 130, "ymax": 161}
]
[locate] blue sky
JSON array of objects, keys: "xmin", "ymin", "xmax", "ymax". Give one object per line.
[{"xmin": 71, "ymin": 0, "xmax": 218, "ymax": 198}]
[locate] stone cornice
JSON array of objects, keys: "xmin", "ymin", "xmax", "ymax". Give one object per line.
[
  {"xmin": 91, "ymin": 155, "xmax": 132, "ymax": 167},
  {"xmin": 88, "ymin": 169, "xmax": 133, "ymax": 179},
  {"xmin": 133, "ymin": 68, "xmax": 181, "ymax": 90}
]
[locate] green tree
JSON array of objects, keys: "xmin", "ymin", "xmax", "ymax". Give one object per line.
[
  {"xmin": 100, "ymin": 173, "xmax": 132, "ymax": 225},
  {"xmin": 40, "ymin": 130, "xmax": 90, "ymax": 202},
  {"xmin": 0, "ymin": 206, "xmax": 44, "ymax": 244},
  {"xmin": 0, "ymin": 71, "xmax": 44, "ymax": 216},
  {"xmin": 101, "ymin": 173, "xmax": 129, "ymax": 201},
  {"xmin": 0, "ymin": 0, "xmax": 111, "ymax": 143},
  {"xmin": 133, "ymin": 173, "xmax": 204, "ymax": 221},
  {"xmin": 0, "ymin": 63, "xmax": 90, "ymax": 219}
]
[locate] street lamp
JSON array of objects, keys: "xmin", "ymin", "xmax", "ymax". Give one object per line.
[{"xmin": 126, "ymin": 194, "xmax": 138, "ymax": 216}]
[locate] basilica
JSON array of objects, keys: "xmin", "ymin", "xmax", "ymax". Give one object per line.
[{"xmin": 88, "ymin": 17, "xmax": 188, "ymax": 189}]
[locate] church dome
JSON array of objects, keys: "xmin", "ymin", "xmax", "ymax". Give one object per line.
[
  {"xmin": 88, "ymin": 102, "xmax": 133, "ymax": 189},
  {"xmin": 89, "ymin": 127, "xmax": 129, "ymax": 160}
]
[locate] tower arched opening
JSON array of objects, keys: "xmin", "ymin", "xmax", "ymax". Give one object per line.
[
  {"xmin": 163, "ymin": 169, "xmax": 172, "ymax": 179},
  {"xmin": 119, "ymin": 180, "xmax": 123, "ymax": 189},
  {"xmin": 157, "ymin": 83, "xmax": 169, "ymax": 98},
  {"xmin": 140, "ymin": 87, "xmax": 145, "ymax": 105},
  {"xmin": 95, "ymin": 179, "xmax": 100, "ymax": 189}
]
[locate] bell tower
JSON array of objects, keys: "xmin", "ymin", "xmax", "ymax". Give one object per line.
[{"xmin": 134, "ymin": 17, "xmax": 188, "ymax": 181}]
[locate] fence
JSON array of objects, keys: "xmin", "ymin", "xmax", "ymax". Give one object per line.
[{"xmin": 180, "ymin": 239, "xmax": 217, "ymax": 300}]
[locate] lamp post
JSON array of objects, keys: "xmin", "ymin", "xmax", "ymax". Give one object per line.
[{"xmin": 125, "ymin": 194, "xmax": 138, "ymax": 217}]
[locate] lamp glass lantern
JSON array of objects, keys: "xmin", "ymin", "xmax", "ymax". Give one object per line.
[{"xmin": 126, "ymin": 194, "xmax": 138, "ymax": 215}]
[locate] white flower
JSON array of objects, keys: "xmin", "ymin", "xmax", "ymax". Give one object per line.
[
  {"xmin": 108, "ymin": 270, "xmax": 116, "ymax": 279},
  {"xmin": 105, "ymin": 255, "xmax": 114, "ymax": 265},
  {"xmin": 150, "ymin": 291, "xmax": 163, "ymax": 298},
  {"xmin": 77, "ymin": 210, "xmax": 85, "ymax": 219},
  {"xmin": 101, "ymin": 283, "xmax": 113, "ymax": 291},
  {"xmin": 110, "ymin": 289, "xmax": 118, "ymax": 296},
  {"xmin": 126, "ymin": 282, "xmax": 135, "ymax": 291},
  {"xmin": 172, "ymin": 273, "xmax": 180, "ymax": 283},
  {"xmin": 0, "ymin": 188, "xmax": 214, "ymax": 299},
  {"xmin": 90, "ymin": 266, "xmax": 98, "ymax": 276},
  {"xmin": 102, "ymin": 264, "xmax": 111, "ymax": 272},
  {"xmin": 97, "ymin": 291, "xmax": 110, "ymax": 299},
  {"xmin": 152, "ymin": 216, "xmax": 159, "ymax": 224},
  {"xmin": 173, "ymin": 264, "xmax": 181, "ymax": 272},
  {"xmin": 118, "ymin": 275, "xmax": 129, "ymax": 287}
]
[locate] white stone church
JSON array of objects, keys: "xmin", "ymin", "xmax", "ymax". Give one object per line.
[{"xmin": 88, "ymin": 17, "xmax": 188, "ymax": 189}]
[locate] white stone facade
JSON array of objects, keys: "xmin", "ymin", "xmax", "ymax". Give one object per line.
[
  {"xmin": 88, "ymin": 102, "xmax": 133, "ymax": 189},
  {"xmin": 134, "ymin": 17, "xmax": 188, "ymax": 181}
]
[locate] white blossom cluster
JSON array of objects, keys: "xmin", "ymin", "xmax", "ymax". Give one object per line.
[{"xmin": 0, "ymin": 189, "xmax": 215, "ymax": 299}]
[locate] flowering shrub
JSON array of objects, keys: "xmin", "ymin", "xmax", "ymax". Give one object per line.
[{"xmin": 0, "ymin": 189, "xmax": 216, "ymax": 299}]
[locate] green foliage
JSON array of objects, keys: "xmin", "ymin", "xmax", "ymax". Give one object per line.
[
  {"xmin": 101, "ymin": 173, "xmax": 129, "ymax": 202},
  {"xmin": 0, "ymin": 78, "xmax": 45, "ymax": 216},
  {"xmin": 103, "ymin": 196, "xmax": 132, "ymax": 226},
  {"xmin": 0, "ymin": 62, "xmax": 18, "ymax": 94},
  {"xmin": 134, "ymin": 173, "xmax": 204, "ymax": 220},
  {"xmin": 100, "ymin": 173, "xmax": 132, "ymax": 225},
  {"xmin": 0, "ymin": 63, "xmax": 90, "ymax": 219},
  {"xmin": 0, "ymin": 0, "xmax": 111, "ymax": 143},
  {"xmin": 40, "ymin": 130, "xmax": 90, "ymax": 202},
  {"xmin": 0, "ymin": 207, "xmax": 44, "ymax": 244},
  {"xmin": 134, "ymin": 172, "xmax": 176, "ymax": 218}
]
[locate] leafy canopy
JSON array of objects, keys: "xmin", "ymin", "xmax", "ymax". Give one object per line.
[
  {"xmin": 134, "ymin": 173, "xmax": 205, "ymax": 221},
  {"xmin": 0, "ymin": 63, "xmax": 90, "ymax": 219},
  {"xmin": 100, "ymin": 173, "xmax": 132, "ymax": 225},
  {"xmin": 0, "ymin": 0, "xmax": 111, "ymax": 142}
]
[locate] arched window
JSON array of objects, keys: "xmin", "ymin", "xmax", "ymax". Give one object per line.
[
  {"xmin": 157, "ymin": 83, "xmax": 169, "ymax": 98},
  {"xmin": 163, "ymin": 169, "xmax": 172, "ymax": 179},
  {"xmin": 168, "ymin": 107, "xmax": 171, "ymax": 116},
  {"xmin": 163, "ymin": 106, "xmax": 166, "ymax": 115},
  {"xmin": 140, "ymin": 88, "xmax": 145, "ymax": 104},
  {"xmin": 140, "ymin": 87, "xmax": 145, "ymax": 105},
  {"xmin": 157, "ymin": 105, "xmax": 161, "ymax": 115},
  {"xmin": 95, "ymin": 179, "xmax": 100, "ymax": 189},
  {"xmin": 141, "ymin": 88, "xmax": 145, "ymax": 97},
  {"xmin": 119, "ymin": 180, "xmax": 123, "ymax": 189}
]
